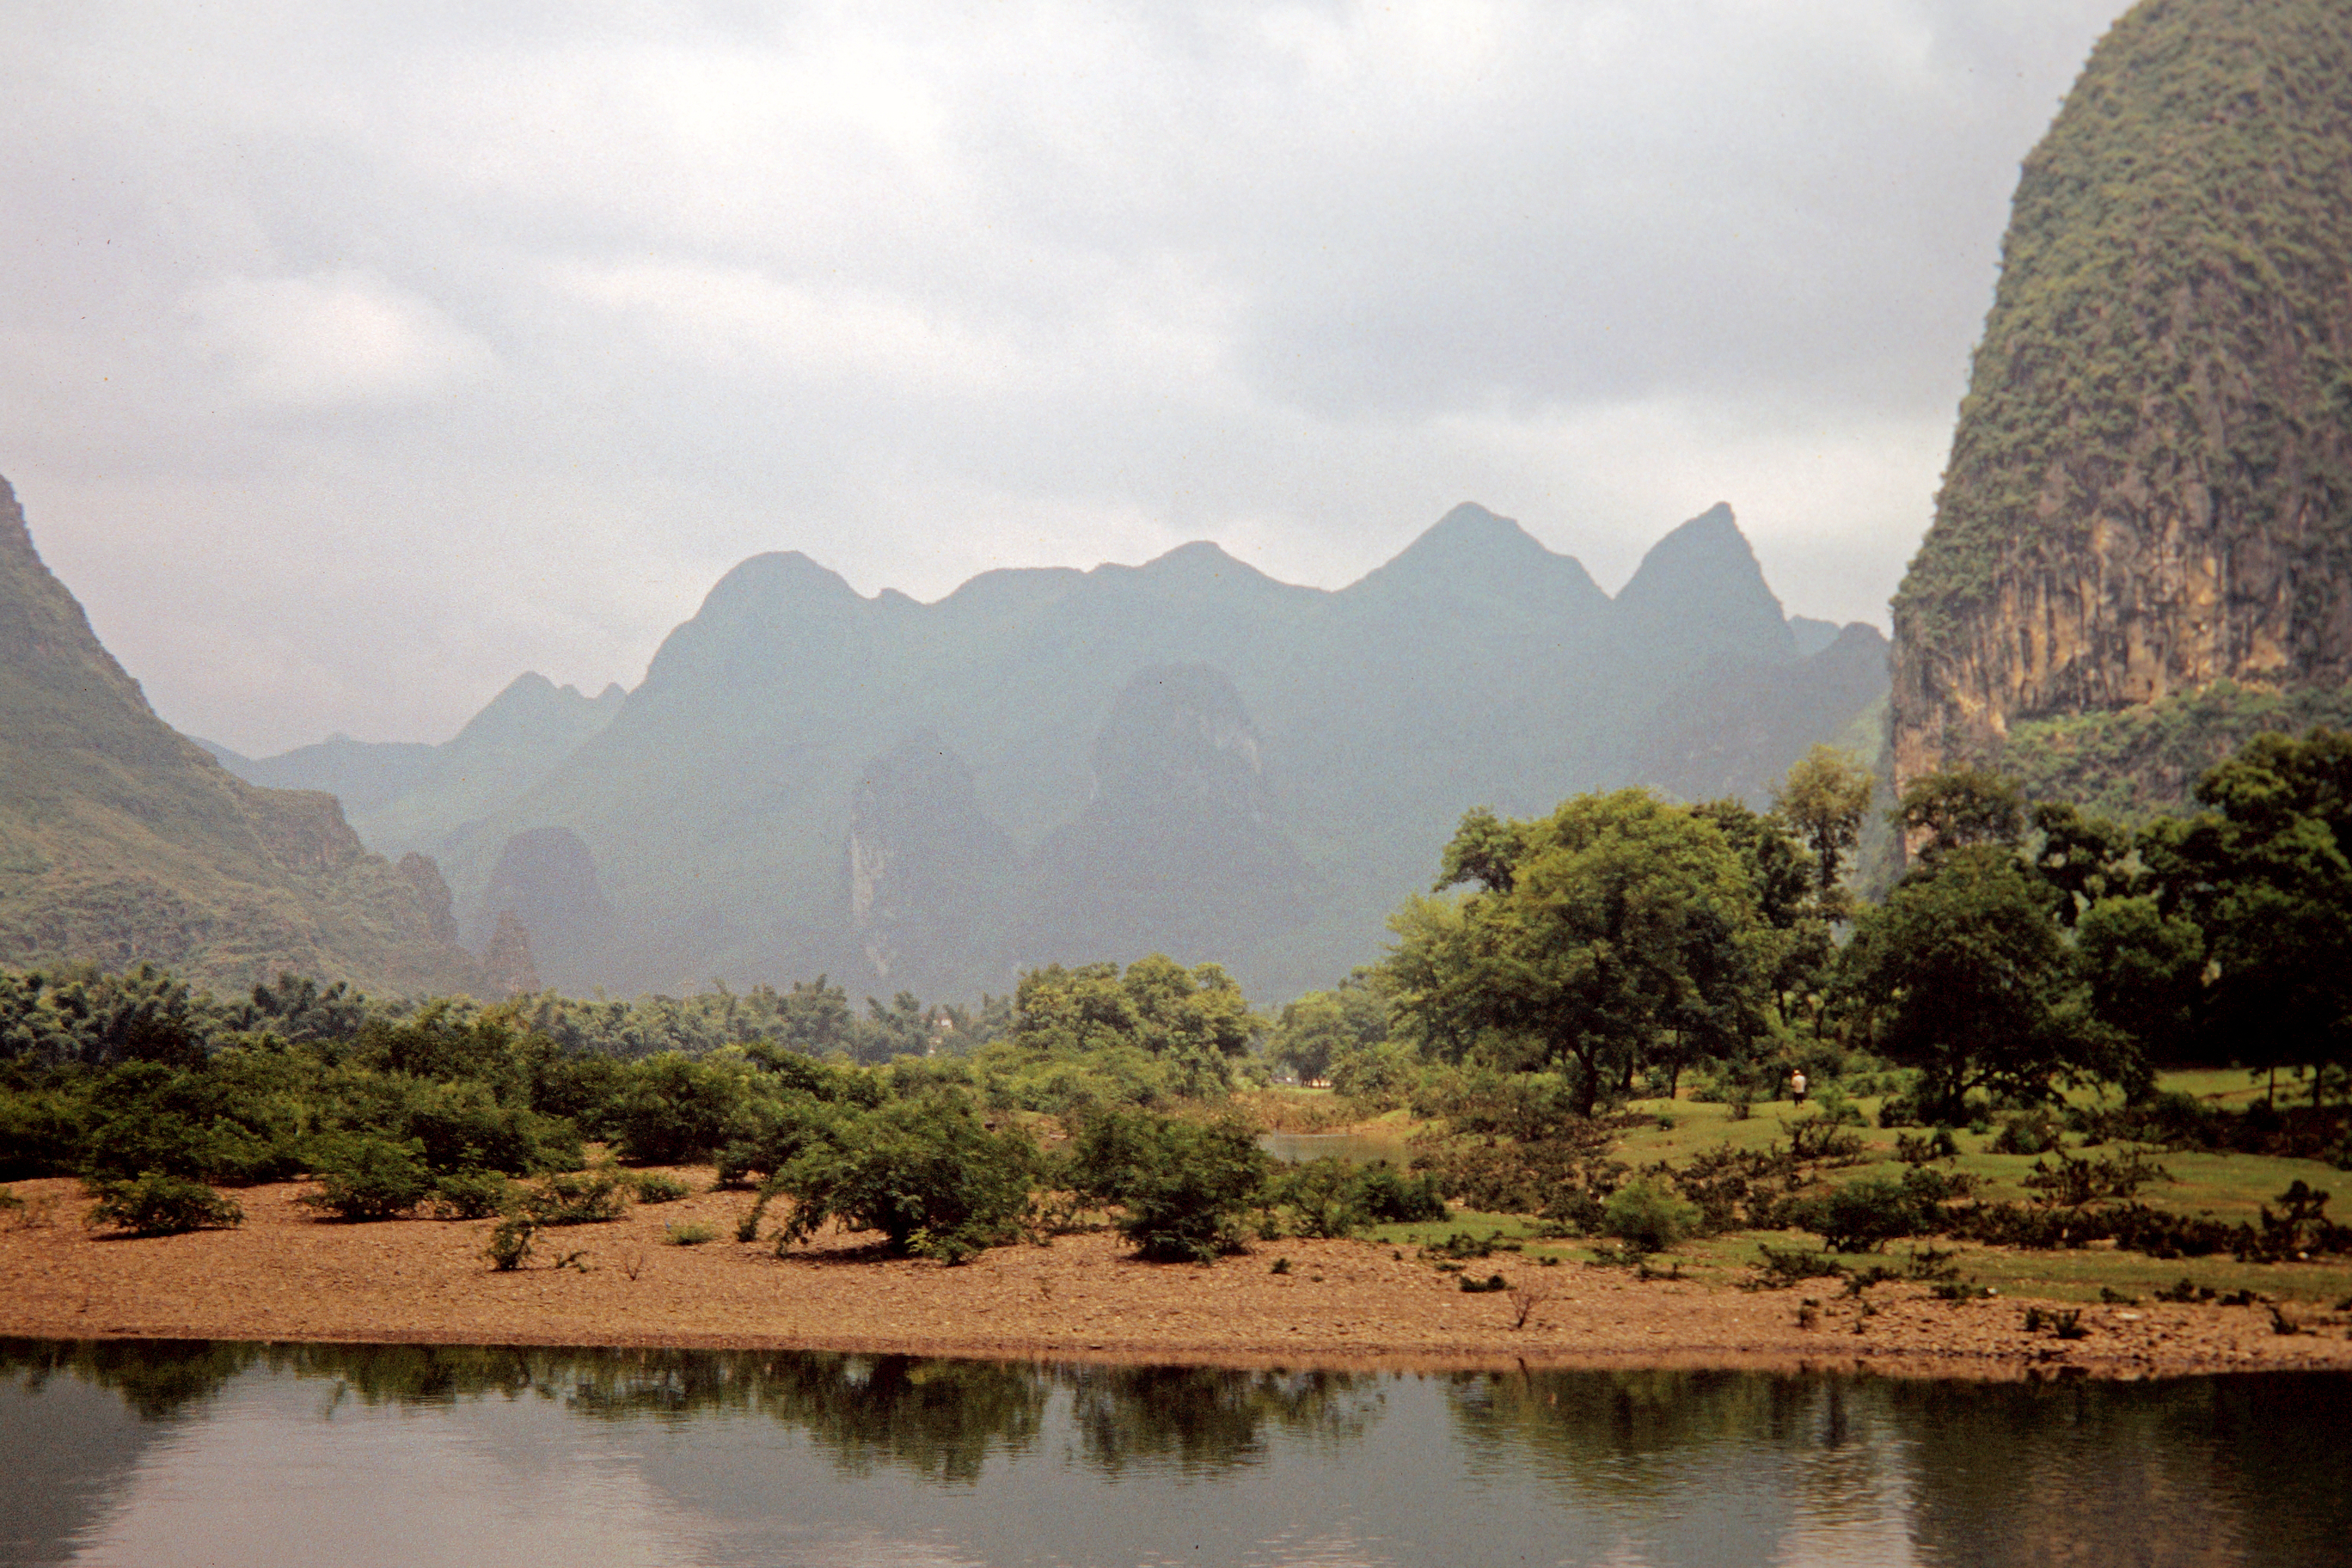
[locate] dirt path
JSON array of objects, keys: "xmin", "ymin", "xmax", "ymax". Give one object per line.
[{"xmin": 7, "ymin": 1173, "xmax": 2350, "ymax": 1380}]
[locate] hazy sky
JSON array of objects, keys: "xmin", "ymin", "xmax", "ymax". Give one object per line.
[{"xmin": 3, "ymin": 1, "xmax": 2128, "ymax": 756}]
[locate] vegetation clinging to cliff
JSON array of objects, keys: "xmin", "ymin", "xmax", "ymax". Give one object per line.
[{"xmin": 1896, "ymin": 0, "xmax": 2352, "ymax": 639}]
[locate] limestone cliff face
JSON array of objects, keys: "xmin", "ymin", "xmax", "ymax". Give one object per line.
[{"xmin": 1890, "ymin": 0, "xmax": 2352, "ymax": 788}]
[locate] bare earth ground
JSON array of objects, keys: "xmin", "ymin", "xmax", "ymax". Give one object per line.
[{"xmin": 7, "ymin": 1173, "xmax": 2352, "ymax": 1381}]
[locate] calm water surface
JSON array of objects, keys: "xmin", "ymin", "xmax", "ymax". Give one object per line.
[{"xmin": 3, "ymin": 1338, "xmax": 2347, "ymax": 1567}]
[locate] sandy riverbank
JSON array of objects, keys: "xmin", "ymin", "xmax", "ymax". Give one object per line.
[{"xmin": 6, "ymin": 1173, "xmax": 2350, "ymax": 1381}]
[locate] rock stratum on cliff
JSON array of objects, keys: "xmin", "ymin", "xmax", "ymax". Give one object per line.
[
  {"xmin": 1890, "ymin": 0, "xmax": 2352, "ymax": 794},
  {"xmin": 0, "ymin": 477, "xmax": 484, "ymax": 995}
]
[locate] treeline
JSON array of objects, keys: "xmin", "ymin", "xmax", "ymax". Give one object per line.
[
  {"xmin": 2, "ymin": 951, "xmax": 1436, "ymax": 1259},
  {"xmin": 0, "ymin": 966, "xmax": 1014, "ymax": 1069},
  {"xmin": 1268, "ymin": 729, "xmax": 2352, "ymax": 1137}
]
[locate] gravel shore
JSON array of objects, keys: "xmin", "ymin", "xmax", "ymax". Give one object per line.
[{"xmin": 9, "ymin": 1173, "xmax": 2350, "ymax": 1380}]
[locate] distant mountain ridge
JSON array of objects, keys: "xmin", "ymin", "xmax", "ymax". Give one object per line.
[
  {"xmin": 203, "ymin": 673, "xmax": 624, "ymax": 857},
  {"xmin": 322, "ymin": 499, "xmax": 1886, "ymax": 1001},
  {"xmin": 0, "ymin": 476, "xmax": 482, "ymax": 995}
]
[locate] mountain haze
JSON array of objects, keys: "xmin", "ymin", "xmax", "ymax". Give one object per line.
[{"xmin": 388, "ymin": 501, "xmax": 1884, "ymax": 1000}]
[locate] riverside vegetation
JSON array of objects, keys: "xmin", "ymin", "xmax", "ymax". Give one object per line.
[{"xmin": 5, "ymin": 730, "xmax": 2352, "ymax": 1315}]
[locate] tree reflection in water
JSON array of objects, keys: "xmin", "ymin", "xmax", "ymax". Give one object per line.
[
  {"xmin": 0, "ymin": 1339, "xmax": 1379, "ymax": 1486},
  {"xmin": 9, "ymin": 1337, "xmax": 2352, "ymax": 1566}
]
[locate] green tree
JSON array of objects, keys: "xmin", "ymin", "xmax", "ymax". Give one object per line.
[
  {"xmin": 1008, "ymin": 956, "xmax": 1259, "ymax": 1100},
  {"xmin": 1066, "ymin": 1111, "xmax": 1268, "ymax": 1262},
  {"xmin": 1836, "ymin": 844, "xmax": 2102, "ymax": 1119},
  {"xmin": 1896, "ymin": 767, "xmax": 2025, "ymax": 863},
  {"xmin": 1266, "ymin": 975, "xmax": 1387, "ymax": 1084},
  {"xmin": 1773, "ymin": 745, "xmax": 1876, "ymax": 901},
  {"xmin": 1384, "ymin": 790, "xmax": 1772, "ymax": 1118},
  {"xmin": 2135, "ymin": 729, "xmax": 2352, "ymax": 1099}
]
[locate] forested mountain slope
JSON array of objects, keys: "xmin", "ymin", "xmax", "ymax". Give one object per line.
[
  {"xmin": 0, "ymin": 477, "xmax": 482, "ymax": 995},
  {"xmin": 1890, "ymin": 0, "xmax": 2352, "ymax": 804}
]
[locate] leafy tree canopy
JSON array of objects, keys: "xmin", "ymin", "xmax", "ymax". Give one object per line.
[{"xmin": 1385, "ymin": 789, "xmax": 1772, "ymax": 1118}]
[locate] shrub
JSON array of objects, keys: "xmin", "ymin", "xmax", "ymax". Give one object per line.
[
  {"xmin": 1750, "ymin": 1243, "xmax": 1846, "ymax": 1289},
  {"xmin": 1896, "ymin": 1127, "xmax": 1961, "ymax": 1164},
  {"xmin": 0, "ymin": 1091, "xmax": 91, "ymax": 1179},
  {"xmin": 610, "ymin": 1053, "xmax": 750, "ymax": 1165},
  {"xmin": 1459, "ymin": 1272, "xmax": 1510, "ymax": 1293},
  {"xmin": 1069, "ymin": 1110, "xmax": 1267, "ymax": 1263},
  {"xmin": 1991, "ymin": 1108, "xmax": 2067, "ymax": 1155},
  {"xmin": 1601, "ymin": 1179, "xmax": 1698, "ymax": 1253},
  {"xmin": 1355, "ymin": 1161, "xmax": 1446, "ymax": 1223},
  {"xmin": 1272, "ymin": 1157, "xmax": 1364, "ymax": 1239},
  {"xmin": 486, "ymin": 1216, "xmax": 536, "ymax": 1271},
  {"xmin": 662, "ymin": 1222, "xmax": 720, "ymax": 1246},
  {"xmin": 2021, "ymin": 1149, "xmax": 2171, "ymax": 1207},
  {"xmin": 84, "ymin": 1173, "xmax": 242, "ymax": 1236},
  {"xmin": 398, "ymin": 1081, "xmax": 583, "ymax": 1177},
  {"xmin": 300, "ymin": 1134, "xmax": 436, "ymax": 1221},
  {"xmin": 1792, "ymin": 1175, "xmax": 1941, "ymax": 1253},
  {"xmin": 430, "ymin": 1169, "xmax": 516, "ymax": 1220},
  {"xmin": 521, "ymin": 1168, "xmax": 632, "ymax": 1225},
  {"xmin": 1784, "ymin": 1117, "xmax": 1867, "ymax": 1165},
  {"xmin": 628, "ymin": 1172, "xmax": 691, "ymax": 1204},
  {"xmin": 768, "ymin": 1093, "xmax": 1038, "ymax": 1259}
]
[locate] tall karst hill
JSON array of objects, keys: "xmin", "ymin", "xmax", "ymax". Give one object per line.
[
  {"xmin": 430, "ymin": 500, "xmax": 1884, "ymax": 1002},
  {"xmin": 1890, "ymin": 0, "xmax": 2352, "ymax": 805},
  {"xmin": 0, "ymin": 476, "xmax": 483, "ymax": 995}
]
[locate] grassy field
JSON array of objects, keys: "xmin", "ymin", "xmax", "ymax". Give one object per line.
[{"xmin": 1277, "ymin": 1074, "xmax": 2352, "ymax": 1308}]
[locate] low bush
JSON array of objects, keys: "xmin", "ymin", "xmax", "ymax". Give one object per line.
[
  {"xmin": 521, "ymin": 1168, "xmax": 631, "ymax": 1226},
  {"xmin": 1356, "ymin": 1161, "xmax": 1446, "ymax": 1223},
  {"xmin": 1272, "ymin": 1157, "xmax": 1363, "ymax": 1239},
  {"xmin": 1459, "ymin": 1272, "xmax": 1510, "ymax": 1293},
  {"xmin": 1750, "ymin": 1243, "xmax": 1845, "ymax": 1289},
  {"xmin": 430, "ymin": 1169, "xmax": 516, "ymax": 1220},
  {"xmin": 1601, "ymin": 1179, "xmax": 1699, "ymax": 1253},
  {"xmin": 1991, "ymin": 1108, "xmax": 2067, "ymax": 1155},
  {"xmin": 84, "ymin": 1173, "xmax": 242, "ymax": 1236},
  {"xmin": 1896, "ymin": 1127, "xmax": 1960, "ymax": 1164},
  {"xmin": 1783, "ymin": 1118, "xmax": 1867, "ymax": 1165},
  {"xmin": 299, "ymin": 1133, "xmax": 435, "ymax": 1221},
  {"xmin": 768, "ymin": 1092, "xmax": 1038, "ymax": 1260},
  {"xmin": 485, "ymin": 1216, "xmax": 535, "ymax": 1271},
  {"xmin": 662, "ymin": 1222, "xmax": 720, "ymax": 1246},
  {"xmin": 2020, "ymin": 1149, "xmax": 2171, "ymax": 1207},
  {"xmin": 627, "ymin": 1172, "xmax": 691, "ymax": 1204},
  {"xmin": 1791, "ymin": 1174, "xmax": 1940, "ymax": 1253},
  {"xmin": 1069, "ymin": 1110, "xmax": 1266, "ymax": 1263}
]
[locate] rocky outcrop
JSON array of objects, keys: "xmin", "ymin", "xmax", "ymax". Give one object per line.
[
  {"xmin": 843, "ymin": 732, "xmax": 1017, "ymax": 989},
  {"xmin": 1890, "ymin": 0, "xmax": 2352, "ymax": 788},
  {"xmin": 473, "ymin": 826, "xmax": 613, "ymax": 991},
  {"xmin": 1023, "ymin": 665, "xmax": 1308, "ymax": 970},
  {"xmin": 397, "ymin": 853, "xmax": 462, "ymax": 946},
  {"xmin": 480, "ymin": 910, "xmax": 542, "ymax": 999}
]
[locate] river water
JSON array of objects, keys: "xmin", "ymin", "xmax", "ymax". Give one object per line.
[{"xmin": 3, "ymin": 1339, "xmax": 2345, "ymax": 1566}]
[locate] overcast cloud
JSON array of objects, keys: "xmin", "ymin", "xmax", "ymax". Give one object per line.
[{"xmin": 2, "ymin": 0, "xmax": 2128, "ymax": 755}]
